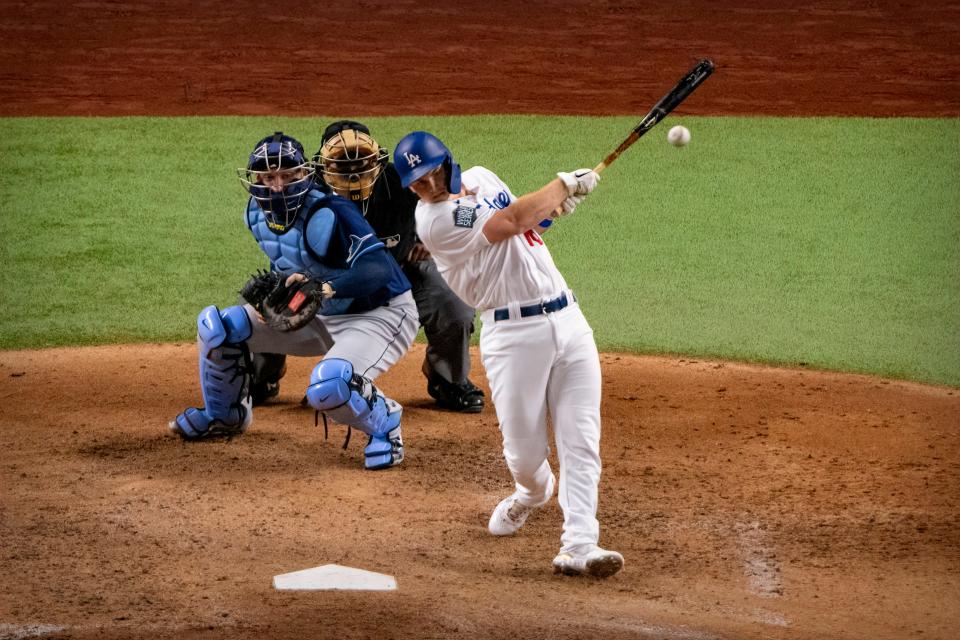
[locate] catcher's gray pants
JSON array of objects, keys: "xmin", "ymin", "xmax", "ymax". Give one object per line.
[
  {"xmin": 404, "ymin": 258, "xmax": 477, "ymax": 384},
  {"xmin": 242, "ymin": 290, "xmax": 417, "ymax": 381}
]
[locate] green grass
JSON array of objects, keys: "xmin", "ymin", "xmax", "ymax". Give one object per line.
[{"xmin": 1, "ymin": 116, "xmax": 958, "ymax": 386}]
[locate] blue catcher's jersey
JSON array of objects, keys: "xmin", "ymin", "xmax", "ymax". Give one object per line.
[{"xmin": 245, "ymin": 188, "xmax": 411, "ymax": 315}]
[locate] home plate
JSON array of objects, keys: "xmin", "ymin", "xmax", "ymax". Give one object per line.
[{"xmin": 273, "ymin": 564, "xmax": 397, "ymax": 591}]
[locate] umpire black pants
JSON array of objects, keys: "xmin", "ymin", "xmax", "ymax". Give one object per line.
[{"xmin": 403, "ymin": 258, "xmax": 477, "ymax": 384}]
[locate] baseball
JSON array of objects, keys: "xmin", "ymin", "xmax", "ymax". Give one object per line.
[{"xmin": 667, "ymin": 125, "xmax": 691, "ymax": 147}]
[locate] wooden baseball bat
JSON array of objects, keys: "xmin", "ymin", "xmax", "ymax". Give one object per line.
[
  {"xmin": 594, "ymin": 58, "xmax": 715, "ymax": 174},
  {"xmin": 545, "ymin": 59, "xmax": 714, "ymax": 223}
]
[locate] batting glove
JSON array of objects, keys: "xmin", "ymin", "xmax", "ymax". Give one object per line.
[
  {"xmin": 557, "ymin": 169, "xmax": 600, "ymax": 196},
  {"xmin": 559, "ymin": 194, "xmax": 584, "ymax": 216}
]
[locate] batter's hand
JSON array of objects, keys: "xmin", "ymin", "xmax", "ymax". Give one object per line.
[
  {"xmin": 557, "ymin": 169, "xmax": 600, "ymax": 197},
  {"xmin": 407, "ymin": 242, "xmax": 431, "ymax": 263},
  {"xmin": 558, "ymin": 194, "xmax": 584, "ymax": 217}
]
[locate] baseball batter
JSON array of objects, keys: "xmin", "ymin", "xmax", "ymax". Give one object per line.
[
  {"xmin": 170, "ymin": 132, "xmax": 417, "ymax": 470},
  {"xmin": 393, "ymin": 131, "xmax": 624, "ymax": 577}
]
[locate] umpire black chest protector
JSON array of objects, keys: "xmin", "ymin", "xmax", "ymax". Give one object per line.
[{"xmin": 362, "ymin": 164, "xmax": 420, "ymax": 267}]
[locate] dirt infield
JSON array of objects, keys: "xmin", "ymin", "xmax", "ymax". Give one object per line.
[
  {"xmin": 2, "ymin": 2, "xmax": 960, "ymax": 639},
  {"xmin": 2, "ymin": 344, "xmax": 958, "ymax": 640}
]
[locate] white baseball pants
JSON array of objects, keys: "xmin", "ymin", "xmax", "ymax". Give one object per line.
[{"xmin": 480, "ymin": 301, "xmax": 603, "ymax": 552}]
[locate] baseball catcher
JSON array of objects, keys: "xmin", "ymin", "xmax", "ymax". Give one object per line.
[{"xmin": 169, "ymin": 131, "xmax": 418, "ymax": 471}]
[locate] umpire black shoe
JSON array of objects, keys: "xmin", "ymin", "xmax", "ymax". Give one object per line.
[
  {"xmin": 250, "ymin": 380, "xmax": 280, "ymax": 406},
  {"xmin": 427, "ymin": 376, "xmax": 485, "ymax": 413},
  {"xmin": 250, "ymin": 353, "xmax": 286, "ymax": 406}
]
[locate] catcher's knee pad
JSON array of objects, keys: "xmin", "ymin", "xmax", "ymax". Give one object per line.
[
  {"xmin": 198, "ymin": 305, "xmax": 252, "ymax": 348},
  {"xmin": 171, "ymin": 306, "xmax": 253, "ymax": 439},
  {"xmin": 306, "ymin": 358, "xmax": 403, "ymax": 440}
]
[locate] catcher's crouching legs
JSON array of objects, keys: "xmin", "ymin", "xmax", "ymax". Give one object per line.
[
  {"xmin": 305, "ymin": 358, "xmax": 403, "ymax": 470},
  {"xmin": 170, "ymin": 305, "xmax": 253, "ymax": 440}
]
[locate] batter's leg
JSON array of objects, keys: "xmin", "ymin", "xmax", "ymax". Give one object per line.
[
  {"xmin": 480, "ymin": 320, "xmax": 555, "ymax": 507},
  {"xmin": 546, "ymin": 309, "xmax": 603, "ymax": 553}
]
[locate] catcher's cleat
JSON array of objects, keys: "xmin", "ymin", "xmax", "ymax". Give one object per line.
[
  {"xmin": 169, "ymin": 397, "xmax": 252, "ymax": 440},
  {"xmin": 552, "ymin": 546, "xmax": 624, "ymax": 578},
  {"xmin": 363, "ymin": 427, "xmax": 404, "ymax": 470},
  {"xmin": 488, "ymin": 473, "xmax": 555, "ymax": 536},
  {"xmin": 426, "ymin": 376, "xmax": 485, "ymax": 413}
]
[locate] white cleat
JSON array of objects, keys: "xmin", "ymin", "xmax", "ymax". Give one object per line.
[
  {"xmin": 488, "ymin": 474, "xmax": 555, "ymax": 536},
  {"xmin": 488, "ymin": 494, "xmax": 536, "ymax": 536},
  {"xmin": 552, "ymin": 546, "xmax": 624, "ymax": 578}
]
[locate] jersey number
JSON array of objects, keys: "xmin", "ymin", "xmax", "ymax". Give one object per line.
[{"xmin": 523, "ymin": 229, "xmax": 544, "ymax": 247}]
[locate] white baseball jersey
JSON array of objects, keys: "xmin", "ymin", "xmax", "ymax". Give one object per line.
[
  {"xmin": 415, "ymin": 165, "xmax": 608, "ymax": 555},
  {"xmin": 415, "ymin": 166, "xmax": 568, "ymax": 312}
]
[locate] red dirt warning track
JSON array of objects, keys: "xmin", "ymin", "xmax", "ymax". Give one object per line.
[{"xmin": 1, "ymin": 1, "xmax": 959, "ymax": 117}]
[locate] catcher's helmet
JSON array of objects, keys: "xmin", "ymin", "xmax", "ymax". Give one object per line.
[
  {"xmin": 238, "ymin": 132, "xmax": 315, "ymax": 233},
  {"xmin": 393, "ymin": 131, "xmax": 461, "ymax": 194},
  {"xmin": 315, "ymin": 120, "xmax": 388, "ymax": 209}
]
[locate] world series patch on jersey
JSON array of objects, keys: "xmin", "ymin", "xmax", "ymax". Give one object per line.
[{"xmin": 453, "ymin": 203, "xmax": 478, "ymax": 228}]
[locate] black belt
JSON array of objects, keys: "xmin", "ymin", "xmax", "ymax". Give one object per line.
[{"xmin": 493, "ymin": 292, "xmax": 573, "ymax": 322}]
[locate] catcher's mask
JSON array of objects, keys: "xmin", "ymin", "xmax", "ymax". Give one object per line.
[
  {"xmin": 393, "ymin": 131, "xmax": 461, "ymax": 194},
  {"xmin": 315, "ymin": 120, "xmax": 388, "ymax": 211},
  {"xmin": 238, "ymin": 131, "xmax": 315, "ymax": 233}
]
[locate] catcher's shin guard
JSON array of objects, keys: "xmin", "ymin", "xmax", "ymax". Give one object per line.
[
  {"xmin": 305, "ymin": 358, "xmax": 404, "ymax": 469},
  {"xmin": 170, "ymin": 305, "xmax": 253, "ymax": 439},
  {"xmin": 363, "ymin": 424, "xmax": 403, "ymax": 471}
]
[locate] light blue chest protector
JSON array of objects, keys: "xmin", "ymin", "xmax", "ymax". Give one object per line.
[
  {"xmin": 246, "ymin": 192, "xmax": 353, "ymax": 316},
  {"xmin": 245, "ymin": 195, "xmax": 354, "ymax": 315}
]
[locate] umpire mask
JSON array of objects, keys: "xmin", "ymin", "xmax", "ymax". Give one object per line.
[{"xmin": 315, "ymin": 120, "xmax": 388, "ymax": 214}]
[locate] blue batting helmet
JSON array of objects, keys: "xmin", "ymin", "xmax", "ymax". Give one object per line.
[
  {"xmin": 238, "ymin": 131, "xmax": 315, "ymax": 233},
  {"xmin": 393, "ymin": 131, "xmax": 461, "ymax": 194}
]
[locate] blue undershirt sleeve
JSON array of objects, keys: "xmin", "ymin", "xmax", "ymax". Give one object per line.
[{"xmin": 325, "ymin": 250, "xmax": 392, "ymax": 298}]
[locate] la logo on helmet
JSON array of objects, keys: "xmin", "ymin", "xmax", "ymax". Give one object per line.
[{"xmin": 403, "ymin": 152, "xmax": 421, "ymax": 168}]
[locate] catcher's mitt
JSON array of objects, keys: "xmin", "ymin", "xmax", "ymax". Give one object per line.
[{"xmin": 240, "ymin": 270, "xmax": 326, "ymax": 332}]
